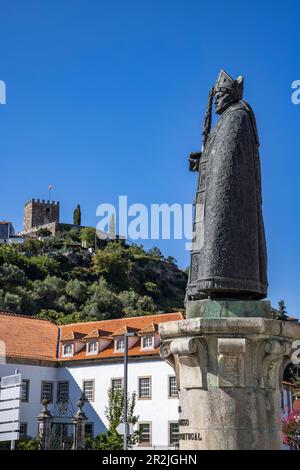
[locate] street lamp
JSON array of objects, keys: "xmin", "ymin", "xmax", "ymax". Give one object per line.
[{"xmin": 123, "ymin": 332, "xmax": 137, "ymax": 450}]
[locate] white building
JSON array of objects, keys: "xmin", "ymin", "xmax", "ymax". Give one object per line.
[
  {"xmin": 0, "ymin": 311, "xmax": 295, "ymax": 450},
  {"xmin": 0, "ymin": 311, "xmax": 182, "ymax": 449}
]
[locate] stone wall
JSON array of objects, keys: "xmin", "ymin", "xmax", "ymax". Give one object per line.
[{"xmin": 23, "ymin": 199, "xmax": 60, "ymax": 231}]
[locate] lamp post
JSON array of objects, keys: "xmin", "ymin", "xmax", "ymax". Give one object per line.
[{"xmin": 123, "ymin": 332, "xmax": 136, "ymax": 450}]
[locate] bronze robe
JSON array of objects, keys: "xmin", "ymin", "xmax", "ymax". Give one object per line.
[{"xmin": 187, "ymin": 100, "xmax": 268, "ymax": 300}]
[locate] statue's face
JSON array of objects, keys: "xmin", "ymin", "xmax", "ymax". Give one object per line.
[{"xmin": 214, "ymin": 90, "xmax": 236, "ymax": 114}]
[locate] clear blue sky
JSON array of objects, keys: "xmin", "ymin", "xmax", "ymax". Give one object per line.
[{"xmin": 0, "ymin": 1, "xmax": 299, "ymax": 316}]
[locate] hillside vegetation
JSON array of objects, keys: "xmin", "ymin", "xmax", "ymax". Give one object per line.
[{"xmin": 0, "ymin": 230, "xmax": 187, "ymax": 324}]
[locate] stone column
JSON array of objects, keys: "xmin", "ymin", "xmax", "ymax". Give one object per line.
[
  {"xmin": 72, "ymin": 396, "xmax": 88, "ymax": 450},
  {"xmin": 159, "ymin": 300, "xmax": 300, "ymax": 450},
  {"xmin": 37, "ymin": 399, "xmax": 53, "ymax": 450}
]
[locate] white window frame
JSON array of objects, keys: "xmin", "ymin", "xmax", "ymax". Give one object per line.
[
  {"xmin": 138, "ymin": 422, "xmax": 152, "ymax": 447},
  {"xmin": 41, "ymin": 381, "xmax": 54, "ymax": 403},
  {"xmin": 87, "ymin": 340, "xmax": 98, "ymax": 355},
  {"xmin": 114, "ymin": 338, "xmax": 124, "ymax": 352},
  {"xmin": 83, "ymin": 379, "xmax": 95, "ymax": 402},
  {"xmin": 57, "ymin": 381, "xmax": 69, "ymax": 403},
  {"xmin": 62, "ymin": 342, "xmax": 73, "ymax": 357},
  {"xmin": 138, "ymin": 376, "xmax": 152, "ymax": 399},
  {"xmin": 111, "ymin": 377, "xmax": 124, "ymax": 393},
  {"xmin": 168, "ymin": 375, "xmax": 178, "ymax": 398},
  {"xmin": 21, "ymin": 379, "xmax": 30, "ymax": 402},
  {"xmin": 141, "ymin": 335, "xmax": 154, "ymax": 350},
  {"xmin": 168, "ymin": 421, "xmax": 179, "ymax": 447}
]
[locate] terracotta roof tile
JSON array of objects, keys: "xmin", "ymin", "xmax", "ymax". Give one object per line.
[
  {"xmin": 82, "ymin": 329, "xmax": 113, "ymax": 340},
  {"xmin": 0, "ymin": 311, "xmax": 184, "ymax": 363},
  {"xmin": 138, "ymin": 322, "xmax": 158, "ymax": 335},
  {"xmin": 111, "ymin": 325, "xmax": 139, "ymax": 337},
  {"xmin": 58, "ymin": 313, "xmax": 183, "ymax": 361},
  {"xmin": 60, "ymin": 331, "xmax": 86, "ymax": 342},
  {"xmin": 0, "ymin": 311, "xmax": 58, "ymax": 361}
]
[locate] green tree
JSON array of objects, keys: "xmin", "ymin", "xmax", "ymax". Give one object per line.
[
  {"xmin": 65, "ymin": 279, "xmax": 87, "ymax": 303},
  {"xmin": 0, "ymin": 290, "xmax": 22, "ymax": 313},
  {"xmin": 65, "ymin": 228, "xmax": 80, "ymax": 243},
  {"xmin": 92, "ymin": 242, "xmax": 132, "ymax": 288},
  {"xmin": 27, "ymin": 255, "xmax": 60, "ymax": 280},
  {"xmin": 32, "ymin": 276, "xmax": 66, "ymax": 310},
  {"xmin": 56, "ymin": 295, "xmax": 77, "ymax": 314},
  {"xmin": 148, "ymin": 247, "xmax": 164, "ymax": 260},
  {"xmin": 165, "ymin": 256, "xmax": 177, "ymax": 265},
  {"xmin": 86, "ymin": 388, "xmax": 139, "ymax": 450},
  {"xmin": 144, "ymin": 281, "xmax": 159, "ymax": 300},
  {"xmin": 0, "ymin": 245, "xmax": 30, "ymax": 272},
  {"xmin": 37, "ymin": 309, "xmax": 86, "ymax": 324},
  {"xmin": 82, "ymin": 278, "xmax": 122, "ymax": 320},
  {"xmin": 73, "ymin": 204, "xmax": 82, "ymax": 226},
  {"xmin": 21, "ymin": 238, "xmax": 44, "ymax": 255},
  {"xmin": 118, "ymin": 290, "xmax": 156, "ymax": 316},
  {"xmin": 0, "ymin": 263, "xmax": 27, "ymax": 287},
  {"xmin": 16, "ymin": 437, "xmax": 40, "ymax": 450},
  {"xmin": 277, "ymin": 300, "xmax": 288, "ymax": 321},
  {"xmin": 80, "ymin": 227, "xmax": 96, "ymax": 248},
  {"xmin": 36, "ymin": 227, "xmax": 52, "ymax": 237}
]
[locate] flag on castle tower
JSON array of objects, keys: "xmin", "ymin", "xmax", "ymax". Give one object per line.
[{"xmin": 48, "ymin": 184, "xmax": 53, "ymax": 200}]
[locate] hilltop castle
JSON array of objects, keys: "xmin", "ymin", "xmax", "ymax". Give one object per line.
[
  {"xmin": 23, "ymin": 198, "xmax": 60, "ymax": 232},
  {"xmin": 18, "ymin": 198, "xmax": 60, "ymax": 236}
]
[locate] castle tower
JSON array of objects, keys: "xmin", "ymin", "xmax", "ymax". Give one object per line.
[{"xmin": 23, "ymin": 199, "xmax": 60, "ymax": 231}]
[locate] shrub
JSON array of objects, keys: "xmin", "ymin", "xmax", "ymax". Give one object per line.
[{"xmin": 282, "ymin": 409, "xmax": 300, "ymax": 450}]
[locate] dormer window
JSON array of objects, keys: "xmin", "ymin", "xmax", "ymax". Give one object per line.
[
  {"xmin": 115, "ymin": 338, "xmax": 124, "ymax": 352},
  {"xmin": 62, "ymin": 343, "xmax": 73, "ymax": 357},
  {"xmin": 87, "ymin": 341, "xmax": 98, "ymax": 355},
  {"xmin": 141, "ymin": 335, "xmax": 154, "ymax": 350}
]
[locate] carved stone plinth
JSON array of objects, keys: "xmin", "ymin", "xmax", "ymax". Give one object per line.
[
  {"xmin": 37, "ymin": 399, "xmax": 53, "ymax": 450},
  {"xmin": 159, "ymin": 309, "xmax": 300, "ymax": 450},
  {"xmin": 73, "ymin": 396, "xmax": 88, "ymax": 450}
]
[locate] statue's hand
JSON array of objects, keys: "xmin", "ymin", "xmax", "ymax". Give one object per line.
[{"xmin": 189, "ymin": 152, "xmax": 202, "ymax": 172}]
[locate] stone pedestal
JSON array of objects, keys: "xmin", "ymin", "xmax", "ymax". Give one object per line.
[
  {"xmin": 37, "ymin": 399, "xmax": 53, "ymax": 450},
  {"xmin": 72, "ymin": 396, "xmax": 88, "ymax": 450},
  {"xmin": 159, "ymin": 301, "xmax": 300, "ymax": 450}
]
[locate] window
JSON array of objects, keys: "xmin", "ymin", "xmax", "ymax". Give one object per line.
[
  {"xmin": 41, "ymin": 381, "xmax": 53, "ymax": 403},
  {"xmin": 21, "ymin": 379, "xmax": 30, "ymax": 402},
  {"xmin": 20, "ymin": 423, "xmax": 28, "ymax": 438},
  {"xmin": 138, "ymin": 377, "xmax": 151, "ymax": 399},
  {"xmin": 138, "ymin": 422, "xmax": 152, "ymax": 446},
  {"xmin": 141, "ymin": 336, "xmax": 154, "ymax": 350},
  {"xmin": 169, "ymin": 422, "xmax": 179, "ymax": 447},
  {"xmin": 85, "ymin": 423, "xmax": 94, "ymax": 438},
  {"xmin": 111, "ymin": 378, "xmax": 123, "ymax": 393},
  {"xmin": 83, "ymin": 380, "xmax": 95, "ymax": 401},
  {"xmin": 168, "ymin": 376, "xmax": 178, "ymax": 398},
  {"xmin": 115, "ymin": 338, "xmax": 124, "ymax": 352},
  {"xmin": 57, "ymin": 381, "xmax": 69, "ymax": 403},
  {"xmin": 62, "ymin": 343, "xmax": 73, "ymax": 356},
  {"xmin": 87, "ymin": 341, "xmax": 98, "ymax": 354}
]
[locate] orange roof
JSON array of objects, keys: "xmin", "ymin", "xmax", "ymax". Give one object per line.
[
  {"xmin": 59, "ymin": 313, "xmax": 183, "ymax": 362},
  {"xmin": 0, "ymin": 312, "xmax": 58, "ymax": 362},
  {"xmin": 0, "ymin": 311, "xmax": 183, "ymax": 363},
  {"xmin": 138, "ymin": 322, "xmax": 158, "ymax": 335},
  {"xmin": 60, "ymin": 331, "xmax": 86, "ymax": 342},
  {"xmin": 111, "ymin": 325, "xmax": 139, "ymax": 337}
]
